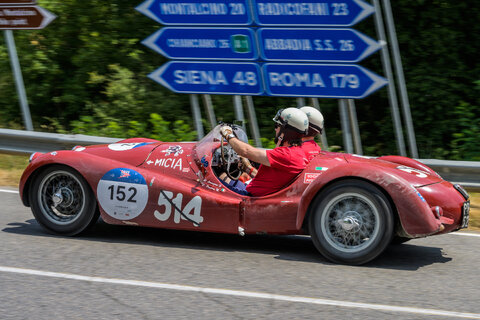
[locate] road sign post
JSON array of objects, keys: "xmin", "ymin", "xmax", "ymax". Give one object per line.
[
  {"xmin": 382, "ymin": 0, "xmax": 417, "ymax": 158},
  {"xmin": 202, "ymin": 94, "xmax": 217, "ymax": 129},
  {"xmin": 4, "ymin": 30, "xmax": 32, "ymax": 130},
  {"xmin": 190, "ymin": 94, "xmax": 204, "ymax": 139},
  {"xmin": 339, "ymin": 99, "xmax": 353, "ymax": 153},
  {"xmin": 137, "ymin": 0, "xmax": 393, "ymax": 155},
  {"xmin": 1, "ymin": 1, "xmax": 55, "ymax": 131},
  {"xmin": 372, "ymin": 0, "xmax": 406, "ymax": 156}
]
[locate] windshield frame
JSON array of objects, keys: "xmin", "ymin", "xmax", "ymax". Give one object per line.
[{"xmin": 193, "ymin": 124, "xmax": 248, "ymax": 163}]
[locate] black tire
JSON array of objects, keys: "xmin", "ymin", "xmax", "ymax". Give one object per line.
[
  {"xmin": 29, "ymin": 165, "xmax": 99, "ymax": 236},
  {"xmin": 309, "ymin": 179, "xmax": 394, "ymax": 265}
]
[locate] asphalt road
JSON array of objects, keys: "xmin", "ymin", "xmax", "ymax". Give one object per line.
[{"xmin": 1, "ymin": 188, "xmax": 479, "ymax": 320}]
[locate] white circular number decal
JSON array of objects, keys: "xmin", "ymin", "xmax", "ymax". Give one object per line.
[{"xmin": 97, "ymin": 168, "xmax": 148, "ymax": 220}]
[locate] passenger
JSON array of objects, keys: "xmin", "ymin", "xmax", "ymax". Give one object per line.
[
  {"xmin": 300, "ymin": 106, "xmax": 324, "ymax": 161},
  {"xmin": 220, "ymin": 108, "xmax": 309, "ymax": 197}
]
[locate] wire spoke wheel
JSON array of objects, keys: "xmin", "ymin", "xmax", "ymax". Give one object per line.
[
  {"xmin": 321, "ymin": 193, "xmax": 380, "ymax": 253},
  {"xmin": 38, "ymin": 171, "xmax": 86, "ymax": 225},
  {"xmin": 309, "ymin": 180, "xmax": 394, "ymax": 265},
  {"xmin": 29, "ymin": 165, "xmax": 99, "ymax": 236}
]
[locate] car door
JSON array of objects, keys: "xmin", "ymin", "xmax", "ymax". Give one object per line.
[{"xmin": 138, "ymin": 142, "xmax": 242, "ymax": 234}]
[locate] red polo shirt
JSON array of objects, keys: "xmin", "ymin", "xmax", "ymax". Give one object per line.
[
  {"xmin": 246, "ymin": 145, "xmax": 308, "ymax": 197},
  {"xmin": 302, "ymin": 139, "xmax": 321, "ymax": 161}
]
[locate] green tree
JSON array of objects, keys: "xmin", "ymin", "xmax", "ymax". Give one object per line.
[{"xmin": 0, "ymin": 0, "xmax": 479, "ymax": 159}]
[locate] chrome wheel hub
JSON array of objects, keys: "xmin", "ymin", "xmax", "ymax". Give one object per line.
[
  {"xmin": 52, "ymin": 187, "xmax": 74, "ymax": 207},
  {"xmin": 320, "ymin": 193, "xmax": 380, "ymax": 253},
  {"xmin": 337, "ymin": 212, "xmax": 361, "ymax": 232},
  {"xmin": 52, "ymin": 192, "xmax": 63, "ymax": 206}
]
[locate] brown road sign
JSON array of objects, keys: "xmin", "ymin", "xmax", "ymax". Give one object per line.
[
  {"xmin": 0, "ymin": 1, "xmax": 36, "ymax": 5},
  {"xmin": 0, "ymin": 6, "xmax": 55, "ymax": 29}
]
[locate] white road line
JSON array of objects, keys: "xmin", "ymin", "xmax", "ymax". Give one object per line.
[
  {"xmin": 451, "ymin": 232, "xmax": 480, "ymax": 238},
  {"xmin": 0, "ymin": 266, "xmax": 479, "ymax": 319},
  {"xmin": 0, "ymin": 189, "xmax": 18, "ymax": 194}
]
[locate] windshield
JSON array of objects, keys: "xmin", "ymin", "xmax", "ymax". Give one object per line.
[{"xmin": 194, "ymin": 124, "xmax": 248, "ymax": 162}]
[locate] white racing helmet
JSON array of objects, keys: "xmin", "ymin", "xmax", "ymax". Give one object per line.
[
  {"xmin": 273, "ymin": 107, "xmax": 309, "ymax": 146},
  {"xmin": 300, "ymin": 106, "xmax": 324, "ymax": 136},
  {"xmin": 273, "ymin": 107, "xmax": 309, "ymax": 133}
]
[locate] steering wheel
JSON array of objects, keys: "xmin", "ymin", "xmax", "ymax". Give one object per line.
[{"xmin": 220, "ymin": 135, "xmax": 243, "ymax": 181}]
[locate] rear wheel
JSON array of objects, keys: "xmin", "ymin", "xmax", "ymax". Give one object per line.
[
  {"xmin": 309, "ymin": 180, "xmax": 394, "ymax": 265},
  {"xmin": 29, "ymin": 165, "xmax": 98, "ymax": 236}
]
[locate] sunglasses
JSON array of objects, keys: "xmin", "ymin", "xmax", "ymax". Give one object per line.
[{"xmin": 272, "ymin": 109, "xmax": 284, "ymax": 122}]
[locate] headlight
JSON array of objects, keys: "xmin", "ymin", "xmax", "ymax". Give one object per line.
[
  {"xmin": 29, "ymin": 152, "xmax": 42, "ymax": 163},
  {"xmin": 430, "ymin": 206, "xmax": 443, "ymax": 219},
  {"xmin": 454, "ymin": 184, "xmax": 469, "ymax": 200}
]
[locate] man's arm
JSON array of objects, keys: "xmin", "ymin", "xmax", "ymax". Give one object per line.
[
  {"xmin": 220, "ymin": 125, "xmax": 270, "ymax": 166},
  {"xmin": 228, "ymin": 137, "xmax": 270, "ymax": 167}
]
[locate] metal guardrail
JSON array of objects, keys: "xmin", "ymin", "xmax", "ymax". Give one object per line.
[
  {"xmin": 0, "ymin": 128, "xmax": 479, "ymax": 192},
  {"xmin": 418, "ymin": 159, "xmax": 480, "ymax": 192},
  {"xmin": 0, "ymin": 128, "xmax": 121, "ymax": 154}
]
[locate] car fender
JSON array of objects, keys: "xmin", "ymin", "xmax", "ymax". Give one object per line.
[
  {"xmin": 296, "ymin": 163, "xmax": 442, "ymax": 237},
  {"xmin": 20, "ymin": 151, "xmax": 133, "ymax": 207}
]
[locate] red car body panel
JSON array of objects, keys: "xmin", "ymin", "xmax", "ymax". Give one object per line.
[{"xmin": 19, "ymin": 133, "xmax": 467, "ymax": 239}]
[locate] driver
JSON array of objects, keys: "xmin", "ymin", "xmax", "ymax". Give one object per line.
[{"xmin": 220, "ymin": 108, "xmax": 309, "ymax": 197}]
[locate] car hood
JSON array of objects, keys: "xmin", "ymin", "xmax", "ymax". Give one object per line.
[{"xmin": 72, "ymin": 139, "xmax": 161, "ymax": 167}]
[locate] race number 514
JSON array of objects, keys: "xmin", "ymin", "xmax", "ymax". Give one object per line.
[{"xmin": 154, "ymin": 190, "xmax": 203, "ymax": 226}]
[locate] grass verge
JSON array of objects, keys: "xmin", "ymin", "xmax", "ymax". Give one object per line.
[
  {"xmin": 0, "ymin": 154, "xmax": 29, "ymax": 187},
  {"xmin": 469, "ymin": 193, "xmax": 480, "ymax": 231},
  {"xmin": 0, "ymin": 154, "xmax": 478, "ymax": 231}
]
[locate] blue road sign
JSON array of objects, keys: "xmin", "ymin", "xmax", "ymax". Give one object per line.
[
  {"xmin": 149, "ymin": 61, "xmax": 263, "ymax": 95},
  {"xmin": 263, "ymin": 63, "xmax": 387, "ymax": 98},
  {"xmin": 252, "ymin": 0, "xmax": 374, "ymax": 26},
  {"xmin": 142, "ymin": 27, "xmax": 258, "ymax": 60},
  {"xmin": 136, "ymin": 0, "xmax": 252, "ymax": 25},
  {"xmin": 258, "ymin": 28, "xmax": 382, "ymax": 63}
]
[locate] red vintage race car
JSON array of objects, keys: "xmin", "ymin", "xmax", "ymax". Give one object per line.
[{"xmin": 19, "ymin": 125, "xmax": 470, "ymax": 265}]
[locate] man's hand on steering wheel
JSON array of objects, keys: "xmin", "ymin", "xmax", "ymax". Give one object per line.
[
  {"xmin": 239, "ymin": 156, "xmax": 252, "ymax": 170},
  {"xmin": 239, "ymin": 156, "xmax": 257, "ymax": 178},
  {"xmin": 220, "ymin": 125, "xmax": 236, "ymax": 142},
  {"xmin": 219, "ymin": 125, "xmax": 242, "ymax": 180}
]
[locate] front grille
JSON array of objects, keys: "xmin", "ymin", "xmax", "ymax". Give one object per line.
[{"xmin": 454, "ymin": 184, "xmax": 469, "ymax": 200}]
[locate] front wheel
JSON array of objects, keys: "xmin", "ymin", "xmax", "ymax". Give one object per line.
[
  {"xmin": 29, "ymin": 165, "xmax": 99, "ymax": 236},
  {"xmin": 309, "ymin": 180, "xmax": 394, "ymax": 265}
]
